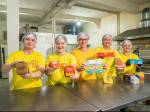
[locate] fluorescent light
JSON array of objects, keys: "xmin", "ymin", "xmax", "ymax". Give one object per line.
[
  {"xmin": 0, "ymin": 10, "xmax": 6, "ymax": 13},
  {"xmin": 76, "ymin": 21, "xmax": 82, "ymax": 26},
  {"xmin": 0, "ymin": 10, "xmax": 33, "ymax": 16}
]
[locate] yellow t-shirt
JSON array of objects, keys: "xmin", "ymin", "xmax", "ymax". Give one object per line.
[
  {"xmin": 95, "ymin": 47, "xmax": 120, "ymax": 77},
  {"xmin": 120, "ymin": 53, "xmax": 139, "ymax": 74},
  {"xmin": 72, "ymin": 48, "xmax": 97, "ymax": 80},
  {"xmin": 46, "ymin": 53, "xmax": 76, "ymax": 86},
  {"xmin": 6, "ymin": 50, "xmax": 45, "ymax": 90}
]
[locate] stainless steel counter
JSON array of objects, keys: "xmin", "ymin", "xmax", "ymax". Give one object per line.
[
  {"xmin": 0, "ymin": 75, "xmax": 150, "ymax": 111},
  {"xmin": 63, "ymin": 75, "xmax": 150, "ymax": 111},
  {"xmin": 0, "ymin": 84, "xmax": 97, "ymax": 111}
]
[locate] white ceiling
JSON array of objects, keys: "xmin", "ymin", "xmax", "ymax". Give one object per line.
[
  {"xmin": 19, "ymin": 0, "xmax": 53, "ymax": 11},
  {"xmin": 0, "ymin": 0, "xmax": 150, "ymax": 25},
  {"xmin": 63, "ymin": 6, "xmax": 110, "ymax": 18},
  {"xmin": 126, "ymin": 0, "xmax": 150, "ymax": 5}
]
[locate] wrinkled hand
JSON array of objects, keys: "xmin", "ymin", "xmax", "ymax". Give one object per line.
[
  {"xmin": 45, "ymin": 65, "xmax": 56, "ymax": 75},
  {"xmin": 78, "ymin": 64, "xmax": 86, "ymax": 71},
  {"xmin": 69, "ymin": 72, "xmax": 79, "ymax": 80},
  {"xmin": 22, "ymin": 73, "xmax": 32, "ymax": 79},
  {"xmin": 116, "ymin": 64, "xmax": 126, "ymax": 71},
  {"xmin": 103, "ymin": 64, "xmax": 107, "ymax": 69},
  {"xmin": 11, "ymin": 61, "xmax": 23, "ymax": 68}
]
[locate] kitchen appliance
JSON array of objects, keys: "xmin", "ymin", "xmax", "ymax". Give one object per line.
[
  {"xmin": 139, "ymin": 49, "xmax": 150, "ymax": 75},
  {"xmin": 113, "ymin": 26, "xmax": 150, "ymax": 41},
  {"xmin": 141, "ymin": 8, "xmax": 150, "ymax": 28},
  {"xmin": 114, "ymin": 8, "xmax": 150, "ymax": 41}
]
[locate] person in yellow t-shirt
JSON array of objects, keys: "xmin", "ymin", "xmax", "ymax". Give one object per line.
[
  {"xmin": 119, "ymin": 40, "xmax": 139, "ymax": 74},
  {"xmin": 72, "ymin": 32, "xmax": 97, "ymax": 80},
  {"xmin": 95, "ymin": 34, "xmax": 120, "ymax": 78},
  {"xmin": 45, "ymin": 35, "xmax": 79, "ymax": 86},
  {"xmin": 2, "ymin": 33, "xmax": 45, "ymax": 90}
]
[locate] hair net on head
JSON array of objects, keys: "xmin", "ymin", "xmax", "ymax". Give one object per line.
[
  {"xmin": 121, "ymin": 40, "xmax": 132, "ymax": 46},
  {"xmin": 22, "ymin": 32, "xmax": 37, "ymax": 41},
  {"xmin": 102, "ymin": 34, "xmax": 112, "ymax": 41},
  {"xmin": 55, "ymin": 35, "xmax": 67, "ymax": 43},
  {"xmin": 77, "ymin": 32, "xmax": 89, "ymax": 40}
]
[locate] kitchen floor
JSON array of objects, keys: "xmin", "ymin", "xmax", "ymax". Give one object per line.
[{"xmin": 0, "ymin": 79, "xmax": 150, "ymax": 111}]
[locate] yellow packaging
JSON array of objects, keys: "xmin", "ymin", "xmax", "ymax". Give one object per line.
[
  {"xmin": 136, "ymin": 72, "xmax": 144, "ymax": 80},
  {"xmin": 103, "ymin": 74, "xmax": 113, "ymax": 84}
]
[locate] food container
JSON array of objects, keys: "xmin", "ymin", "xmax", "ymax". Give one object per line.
[
  {"xmin": 84, "ymin": 59, "xmax": 104, "ymax": 75},
  {"xmin": 130, "ymin": 75, "xmax": 140, "ymax": 84},
  {"xmin": 49, "ymin": 61, "xmax": 60, "ymax": 69},
  {"xmin": 97, "ymin": 52, "xmax": 114, "ymax": 58},
  {"xmin": 64, "ymin": 66, "xmax": 75, "ymax": 77},
  {"xmin": 126, "ymin": 59, "xmax": 143, "ymax": 66},
  {"xmin": 103, "ymin": 74, "xmax": 113, "ymax": 84},
  {"xmin": 16, "ymin": 61, "xmax": 28, "ymax": 75},
  {"xmin": 123, "ymin": 74, "xmax": 142, "ymax": 84},
  {"xmin": 135, "ymin": 72, "xmax": 145, "ymax": 80}
]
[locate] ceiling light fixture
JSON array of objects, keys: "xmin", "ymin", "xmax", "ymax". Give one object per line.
[{"xmin": 76, "ymin": 21, "xmax": 82, "ymax": 26}]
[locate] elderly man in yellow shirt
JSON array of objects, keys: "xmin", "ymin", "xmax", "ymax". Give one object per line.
[
  {"xmin": 72, "ymin": 32, "xmax": 97, "ymax": 80},
  {"xmin": 2, "ymin": 33, "xmax": 45, "ymax": 90},
  {"xmin": 119, "ymin": 40, "xmax": 139, "ymax": 74},
  {"xmin": 45, "ymin": 35, "xmax": 79, "ymax": 86},
  {"xmin": 95, "ymin": 34, "xmax": 121, "ymax": 82}
]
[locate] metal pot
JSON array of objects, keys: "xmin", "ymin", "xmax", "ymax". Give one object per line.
[
  {"xmin": 141, "ymin": 19, "xmax": 150, "ymax": 27},
  {"xmin": 142, "ymin": 8, "xmax": 150, "ymax": 20}
]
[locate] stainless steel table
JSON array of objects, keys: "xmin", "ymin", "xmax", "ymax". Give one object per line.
[
  {"xmin": 1, "ymin": 75, "xmax": 150, "ymax": 111},
  {"xmin": 0, "ymin": 83, "xmax": 98, "ymax": 111},
  {"xmin": 63, "ymin": 75, "xmax": 150, "ymax": 111}
]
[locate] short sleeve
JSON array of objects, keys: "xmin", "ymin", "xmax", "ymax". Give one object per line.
[
  {"xmin": 71, "ymin": 49, "xmax": 75, "ymax": 56},
  {"xmin": 46, "ymin": 55, "xmax": 52, "ymax": 66},
  {"xmin": 37, "ymin": 53, "xmax": 45, "ymax": 68},
  {"xmin": 69, "ymin": 54, "xmax": 77, "ymax": 67},
  {"xmin": 114, "ymin": 50, "xmax": 121, "ymax": 59},
  {"xmin": 6, "ymin": 52, "xmax": 16, "ymax": 64}
]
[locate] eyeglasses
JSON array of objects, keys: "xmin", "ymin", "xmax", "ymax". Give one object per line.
[{"xmin": 79, "ymin": 39, "xmax": 89, "ymax": 41}]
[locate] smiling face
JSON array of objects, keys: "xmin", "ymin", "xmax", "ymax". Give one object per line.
[
  {"xmin": 122, "ymin": 42, "xmax": 132, "ymax": 54},
  {"xmin": 78, "ymin": 36, "xmax": 89, "ymax": 48},
  {"xmin": 23, "ymin": 35, "xmax": 36, "ymax": 50},
  {"xmin": 77, "ymin": 33, "xmax": 89, "ymax": 49},
  {"xmin": 55, "ymin": 37, "xmax": 67, "ymax": 54},
  {"xmin": 102, "ymin": 36, "xmax": 112, "ymax": 49}
]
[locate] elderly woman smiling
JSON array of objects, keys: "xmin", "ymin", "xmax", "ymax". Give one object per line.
[
  {"xmin": 2, "ymin": 33, "xmax": 45, "ymax": 90},
  {"xmin": 95, "ymin": 34, "xmax": 121, "ymax": 78},
  {"xmin": 120, "ymin": 40, "xmax": 139, "ymax": 74},
  {"xmin": 45, "ymin": 35, "xmax": 79, "ymax": 86},
  {"xmin": 72, "ymin": 32, "xmax": 96, "ymax": 80}
]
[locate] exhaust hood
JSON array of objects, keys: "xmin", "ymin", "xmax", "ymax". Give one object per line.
[
  {"xmin": 113, "ymin": 26, "xmax": 150, "ymax": 41},
  {"xmin": 114, "ymin": 8, "xmax": 150, "ymax": 41}
]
